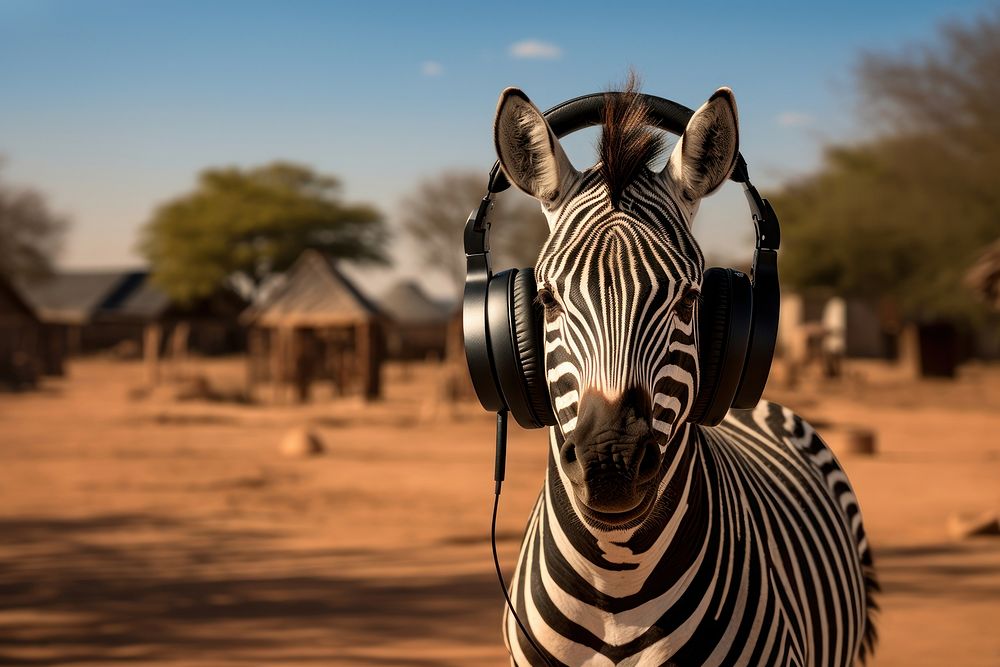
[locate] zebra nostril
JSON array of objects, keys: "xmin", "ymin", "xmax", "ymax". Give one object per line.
[
  {"xmin": 636, "ymin": 439, "xmax": 661, "ymax": 484},
  {"xmin": 560, "ymin": 441, "xmax": 583, "ymax": 481}
]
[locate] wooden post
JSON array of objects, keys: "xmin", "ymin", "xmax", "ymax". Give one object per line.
[
  {"xmin": 294, "ymin": 328, "xmax": 315, "ymax": 404},
  {"xmin": 898, "ymin": 324, "xmax": 921, "ymax": 380},
  {"xmin": 169, "ymin": 321, "xmax": 191, "ymax": 380},
  {"xmin": 246, "ymin": 328, "xmax": 261, "ymax": 402},
  {"xmin": 42, "ymin": 325, "xmax": 65, "ymax": 377},
  {"xmin": 270, "ymin": 327, "xmax": 285, "ymax": 404},
  {"xmin": 356, "ymin": 319, "xmax": 381, "ymax": 400},
  {"xmin": 356, "ymin": 321, "xmax": 367, "ymax": 399},
  {"xmin": 143, "ymin": 323, "xmax": 161, "ymax": 386},
  {"xmin": 282, "ymin": 326, "xmax": 294, "ymax": 404},
  {"xmin": 68, "ymin": 325, "xmax": 82, "ymax": 357},
  {"xmin": 372, "ymin": 320, "xmax": 382, "ymax": 398},
  {"xmin": 336, "ymin": 344, "xmax": 348, "ymax": 396},
  {"xmin": 324, "ymin": 333, "xmax": 335, "ymax": 396}
]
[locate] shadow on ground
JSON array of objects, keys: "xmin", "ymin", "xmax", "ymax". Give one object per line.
[
  {"xmin": 5, "ymin": 514, "xmax": 999, "ymax": 665},
  {"xmin": 874, "ymin": 540, "xmax": 1000, "ymax": 602},
  {"xmin": 0, "ymin": 514, "xmax": 502, "ymax": 665}
]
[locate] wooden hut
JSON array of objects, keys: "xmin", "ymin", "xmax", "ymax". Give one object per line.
[
  {"xmin": 821, "ymin": 297, "xmax": 891, "ymax": 359},
  {"xmin": 379, "ymin": 280, "xmax": 451, "ymax": 361},
  {"xmin": 107, "ymin": 280, "xmax": 247, "ymax": 359},
  {"xmin": 242, "ymin": 250, "xmax": 384, "ymax": 402},
  {"xmin": 0, "ymin": 274, "xmax": 45, "ymax": 389},
  {"xmin": 19, "ymin": 270, "xmax": 142, "ymax": 356}
]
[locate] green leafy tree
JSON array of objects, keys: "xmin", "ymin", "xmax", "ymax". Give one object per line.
[
  {"xmin": 139, "ymin": 162, "xmax": 388, "ymax": 302},
  {"xmin": 401, "ymin": 169, "xmax": 550, "ymax": 294},
  {"xmin": 769, "ymin": 10, "xmax": 1000, "ymax": 322},
  {"xmin": 0, "ymin": 162, "xmax": 68, "ymax": 281}
]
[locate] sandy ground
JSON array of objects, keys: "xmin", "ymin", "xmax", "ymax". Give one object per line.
[{"xmin": 0, "ymin": 358, "xmax": 998, "ymax": 667}]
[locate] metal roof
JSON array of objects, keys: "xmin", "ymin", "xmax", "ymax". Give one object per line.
[
  {"xmin": 18, "ymin": 270, "xmax": 149, "ymax": 324},
  {"xmin": 110, "ymin": 279, "xmax": 172, "ymax": 320}
]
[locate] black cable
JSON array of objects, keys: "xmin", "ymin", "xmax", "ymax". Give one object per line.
[
  {"xmin": 491, "ymin": 410, "xmax": 555, "ymax": 667},
  {"xmin": 492, "ymin": 486, "xmax": 556, "ymax": 667}
]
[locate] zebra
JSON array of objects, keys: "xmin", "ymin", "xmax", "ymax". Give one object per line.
[{"xmin": 490, "ymin": 79, "xmax": 879, "ymax": 666}]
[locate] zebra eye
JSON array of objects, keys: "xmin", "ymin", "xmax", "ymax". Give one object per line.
[
  {"xmin": 676, "ymin": 288, "xmax": 699, "ymax": 319},
  {"xmin": 535, "ymin": 287, "xmax": 562, "ymax": 317}
]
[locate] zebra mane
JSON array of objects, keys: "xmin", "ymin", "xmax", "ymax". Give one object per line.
[{"xmin": 599, "ymin": 73, "xmax": 665, "ymax": 209}]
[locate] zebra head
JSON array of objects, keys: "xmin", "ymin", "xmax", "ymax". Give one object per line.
[{"xmin": 493, "ymin": 83, "xmax": 739, "ymax": 527}]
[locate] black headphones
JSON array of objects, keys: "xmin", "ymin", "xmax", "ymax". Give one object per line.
[{"xmin": 463, "ymin": 92, "xmax": 780, "ymax": 428}]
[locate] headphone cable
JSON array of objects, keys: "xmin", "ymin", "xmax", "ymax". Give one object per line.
[{"xmin": 491, "ymin": 410, "xmax": 555, "ymax": 667}]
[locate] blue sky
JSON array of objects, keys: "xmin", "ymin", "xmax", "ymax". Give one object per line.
[{"xmin": 0, "ymin": 0, "xmax": 992, "ymax": 295}]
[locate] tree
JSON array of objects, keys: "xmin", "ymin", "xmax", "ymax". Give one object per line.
[
  {"xmin": 138, "ymin": 162, "xmax": 388, "ymax": 303},
  {"xmin": 401, "ymin": 170, "xmax": 550, "ymax": 293},
  {"xmin": 0, "ymin": 163, "xmax": 68, "ymax": 281},
  {"xmin": 768, "ymin": 10, "xmax": 1000, "ymax": 322}
]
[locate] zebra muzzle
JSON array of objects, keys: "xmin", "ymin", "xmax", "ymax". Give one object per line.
[
  {"xmin": 559, "ymin": 390, "xmax": 663, "ymax": 518},
  {"xmin": 561, "ymin": 437, "xmax": 660, "ymax": 514}
]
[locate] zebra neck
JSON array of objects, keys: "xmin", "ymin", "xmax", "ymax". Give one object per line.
[{"xmin": 541, "ymin": 424, "xmax": 711, "ymax": 598}]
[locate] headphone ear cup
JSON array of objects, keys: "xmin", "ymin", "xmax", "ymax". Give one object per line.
[
  {"xmin": 509, "ymin": 269, "xmax": 556, "ymax": 427},
  {"xmin": 688, "ymin": 267, "xmax": 753, "ymax": 426}
]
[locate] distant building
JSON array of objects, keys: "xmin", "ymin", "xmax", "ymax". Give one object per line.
[
  {"xmin": 241, "ymin": 250, "xmax": 384, "ymax": 401},
  {"xmin": 821, "ymin": 297, "xmax": 892, "ymax": 359},
  {"xmin": 775, "ymin": 289, "xmax": 995, "ymax": 378},
  {"xmin": 379, "ymin": 280, "xmax": 452, "ymax": 361},
  {"xmin": 19, "ymin": 270, "xmax": 143, "ymax": 355},
  {"xmin": 0, "ymin": 273, "xmax": 45, "ymax": 389},
  {"xmin": 19, "ymin": 270, "xmax": 246, "ymax": 357},
  {"xmin": 108, "ymin": 278, "xmax": 247, "ymax": 356}
]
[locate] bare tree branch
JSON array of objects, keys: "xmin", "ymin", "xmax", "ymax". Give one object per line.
[
  {"xmin": 0, "ymin": 163, "xmax": 68, "ymax": 281},
  {"xmin": 400, "ymin": 170, "xmax": 550, "ymax": 294}
]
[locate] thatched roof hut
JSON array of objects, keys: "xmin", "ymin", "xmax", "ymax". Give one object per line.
[
  {"xmin": 241, "ymin": 250, "xmax": 384, "ymax": 401},
  {"xmin": 242, "ymin": 250, "xmax": 382, "ymax": 328}
]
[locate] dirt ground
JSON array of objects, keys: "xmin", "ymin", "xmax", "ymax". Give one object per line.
[{"xmin": 0, "ymin": 358, "xmax": 998, "ymax": 667}]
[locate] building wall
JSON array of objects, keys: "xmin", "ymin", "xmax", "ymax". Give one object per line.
[
  {"xmin": 80, "ymin": 321, "xmax": 146, "ymax": 355},
  {"xmin": 0, "ymin": 289, "xmax": 41, "ymax": 389},
  {"xmin": 246, "ymin": 321, "xmax": 383, "ymax": 402},
  {"xmin": 823, "ymin": 297, "xmax": 887, "ymax": 359},
  {"xmin": 384, "ymin": 322, "xmax": 447, "ymax": 361}
]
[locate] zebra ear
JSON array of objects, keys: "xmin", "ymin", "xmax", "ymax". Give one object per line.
[
  {"xmin": 494, "ymin": 87, "xmax": 577, "ymax": 205},
  {"xmin": 665, "ymin": 87, "xmax": 739, "ymax": 202}
]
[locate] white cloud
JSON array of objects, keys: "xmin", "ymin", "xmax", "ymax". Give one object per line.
[
  {"xmin": 420, "ymin": 60, "xmax": 443, "ymax": 77},
  {"xmin": 776, "ymin": 111, "xmax": 813, "ymax": 127},
  {"xmin": 509, "ymin": 39, "xmax": 562, "ymax": 60}
]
